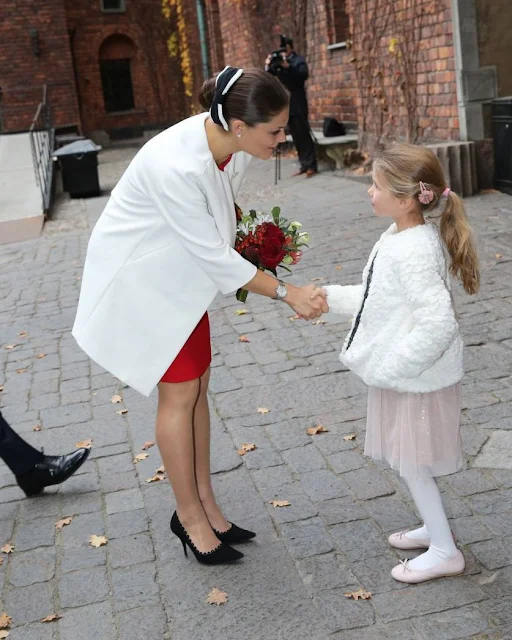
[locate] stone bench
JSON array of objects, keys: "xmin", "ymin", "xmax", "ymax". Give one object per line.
[{"xmin": 286, "ymin": 130, "xmax": 358, "ymax": 170}]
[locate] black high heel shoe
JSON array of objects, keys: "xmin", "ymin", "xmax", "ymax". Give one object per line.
[
  {"xmin": 170, "ymin": 512, "xmax": 244, "ymax": 565},
  {"xmin": 213, "ymin": 523, "xmax": 256, "ymax": 544}
]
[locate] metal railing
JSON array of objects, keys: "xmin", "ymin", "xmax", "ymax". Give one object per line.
[{"xmin": 29, "ymin": 85, "xmax": 55, "ymax": 213}]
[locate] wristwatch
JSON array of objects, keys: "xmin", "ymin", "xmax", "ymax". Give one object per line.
[{"xmin": 274, "ymin": 279, "xmax": 287, "ymax": 301}]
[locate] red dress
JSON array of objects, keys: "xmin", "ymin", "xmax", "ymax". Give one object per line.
[{"xmin": 160, "ymin": 155, "xmax": 233, "ymax": 384}]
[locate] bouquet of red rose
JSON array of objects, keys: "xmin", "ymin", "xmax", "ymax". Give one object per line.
[{"xmin": 234, "ymin": 205, "xmax": 309, "ymax": 302}]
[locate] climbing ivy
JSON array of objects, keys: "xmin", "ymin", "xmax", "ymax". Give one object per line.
[{"xmin": 162, "ymin": 0, "xmax": 193, "ymax": 98}]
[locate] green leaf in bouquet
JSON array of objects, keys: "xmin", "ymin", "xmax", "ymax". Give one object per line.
[
  {"xmin": 279, "ymin": 264, "xmax": 292, "ymax": 273},
  {"xmin": 236, "ymin": 288, "xmax": 249, "ymax": 303},
  {"xmin": 271, "ymin": 206, "xmax": 281, "ymax": 225}
]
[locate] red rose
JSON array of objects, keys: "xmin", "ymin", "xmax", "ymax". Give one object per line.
[{"xmin": 258, "ymin": 224, "xmax": 286, "ymax": 270}]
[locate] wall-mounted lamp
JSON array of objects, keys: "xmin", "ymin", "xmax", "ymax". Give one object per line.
[{"xmin": 29, "ymin": 28, "xmax": 41, "ymax": 57}]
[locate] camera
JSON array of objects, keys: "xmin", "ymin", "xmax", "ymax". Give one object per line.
[{"xmin": 268, "ymin": 47, "xmax": 286, "ymax": 73}]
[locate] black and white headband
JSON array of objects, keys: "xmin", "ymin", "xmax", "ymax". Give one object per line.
[{"xmin": 210, "ymin": 66, "xmax": 244, "ymax": 131}]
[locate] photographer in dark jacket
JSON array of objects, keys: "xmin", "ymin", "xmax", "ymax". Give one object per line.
[{"xmin": 265, "ymin": 36, "xmax": 318, "ymax": 177}]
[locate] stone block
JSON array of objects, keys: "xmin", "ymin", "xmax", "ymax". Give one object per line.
[
  {"xmin": 58, "ymin": 602, "xmax": 116, "ymax": 640},
  {"xmin": 279, "ymin": 517, "xmax": 335, "ymax": 559},
  {"xmin": 343, "ymin": 466, "xmax": 395, "ymax": 500},
  {"xmin": 59, "ymin": 566, "xmax": 109, "ymax": 608},
  {"xmin": 112, "ymin": 562, "xmax": 160, "ymax": 611},
  {"xmin": 300, "ymin": 469, "xmax": 350, "ymax": 502},
  {"xmin": 330, "ymin": 519, "xmax": 388, "ymax": 561}
]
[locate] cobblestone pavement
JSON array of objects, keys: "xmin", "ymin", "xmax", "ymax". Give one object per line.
[{"xmin": 1, "ymin": 145, "xmax": 512, "ymax": 640}]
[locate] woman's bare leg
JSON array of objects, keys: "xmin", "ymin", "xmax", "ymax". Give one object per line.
[
  {"xmin": 192, "ymin": 368, "xmax": 231, "ymax": 532},
  {"xmin": 156, "ymin": 379, "xmax": 220, "ymax": 552}
]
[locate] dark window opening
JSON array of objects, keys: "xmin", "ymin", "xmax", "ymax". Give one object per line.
[
  {"xmin": 101, "ymin": 0, "xmax": 126, "ymax": 12},
  {"xmin": 329, "ymin": 0, "xmax": 349, "ymax": 44},
  {"xmin": 100, "ymin": 59, "xmax": 135, "ymax": 112}
]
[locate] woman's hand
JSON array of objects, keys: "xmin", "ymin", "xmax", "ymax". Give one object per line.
[{"xmin": 285, "ymin": 285, "xmax": 329, "ymax": 320}]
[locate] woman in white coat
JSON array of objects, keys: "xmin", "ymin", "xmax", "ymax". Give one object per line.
[{"xmin": 73, "ymin": 67, "xmax": 327, "ymax": 564}]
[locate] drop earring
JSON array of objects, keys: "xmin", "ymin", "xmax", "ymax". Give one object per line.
[{"xmin": 236, "ymin": 132, "xmax": 242, "ymax": 138}]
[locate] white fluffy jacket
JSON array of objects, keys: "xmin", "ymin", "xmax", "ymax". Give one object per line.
[{"xmin": 324, "ymin": 222, "xmax": 464, "ymax": 393}]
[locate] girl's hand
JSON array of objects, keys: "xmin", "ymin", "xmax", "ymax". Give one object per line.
[{"xmin": 285, "ymin": 285, "xmax": 329, "ymax": 319}]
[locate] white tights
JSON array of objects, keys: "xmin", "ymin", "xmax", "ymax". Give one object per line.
[{"xmin": 402, "ymin": 467, "xmax": 458, "ymax": 570}]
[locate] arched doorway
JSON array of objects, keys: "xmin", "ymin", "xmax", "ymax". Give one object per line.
[{"xmin": 99, "ymin": 34, "xmax": 137, "ymax": 113}]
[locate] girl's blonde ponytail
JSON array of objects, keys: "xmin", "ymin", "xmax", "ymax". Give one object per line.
[{"xmin": 439, "ymin": 191, "xmax": 480, "ymax": 295}]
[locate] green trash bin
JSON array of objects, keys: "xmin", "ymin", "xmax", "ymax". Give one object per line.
[{"xmin": 53, "ymin": 139, "xmax": 102, "ymax": 198}]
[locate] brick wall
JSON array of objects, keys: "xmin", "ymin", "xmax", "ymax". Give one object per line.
[
  {"xmin": 65, "ymin": 0, "xmax": 186, "ymax": 135},
  {"xmin": 0, "ymin": 0, "xmax": 80, "ymax": 133},
  {"xmin": 213, "ymin": 0, "xmax": 460, "ymax": 143}
]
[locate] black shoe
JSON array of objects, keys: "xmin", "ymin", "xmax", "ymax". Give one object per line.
[
  {"xmin": 170, "ymin": 511, "xmax": 244, "ymax": 565},
  {"xmin": 16, "ymin": 448, "xmax": 91, "ymax": 497},
  {"xmin": 213, "ymin": 522, "xmax": 256, "ymax": 544}
]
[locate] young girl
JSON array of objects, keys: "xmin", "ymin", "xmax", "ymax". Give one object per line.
[{"xmin": 324, "ymin": 143, "xmax": 480, "ymax": 584}]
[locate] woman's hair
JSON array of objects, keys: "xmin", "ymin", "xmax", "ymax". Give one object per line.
[
  {"xmin": 198, "ymin": 67, "xmax": 289, "ymax": 127},
  {"xmin": 373, "ymin": 143, "xmax": 480, "ymax": 295}
]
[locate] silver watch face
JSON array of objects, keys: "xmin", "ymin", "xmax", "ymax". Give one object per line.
[{"xmin": 276, "ymin": 283, "xmax": 287, "ymax": 299}]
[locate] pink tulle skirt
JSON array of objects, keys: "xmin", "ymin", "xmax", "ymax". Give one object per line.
[{"xmin": 365, "ymin": 384, "xmax": 463, "ymax": 478}]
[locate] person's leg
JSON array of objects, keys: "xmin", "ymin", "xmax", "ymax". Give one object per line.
[
  {"xmin": 191, "ymin": 368, "xmax": 231, "ymax": 532},
  {"xmin": 300, "ymin": 116, "xmax": 318, "ymax": 172},
  {"xmin": 403, "ymin": 467, "xmax": 458, "ymax": 570},
  {"xmin": 291, "ymin": 113, "xmax": 317, "ymax": 173},
  {"xmin": 0, "ymin": 410, "xmax": 44, "ymax": 476},
  {"xmin": 287, "ymin": 115, "xmax": 307, "ymax": 173},
  {"xmin": 156, "ymin": 379, "xmax": 220, "ymax": 553}
]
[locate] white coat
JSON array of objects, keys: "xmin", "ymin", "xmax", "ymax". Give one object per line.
[
  {"xmin": 324, "ymin": 222, "xmax": 464, "ymax": 393},
  {"xmin": 72, "ymin": 113, "xmax": 257, "ymax": 396}
]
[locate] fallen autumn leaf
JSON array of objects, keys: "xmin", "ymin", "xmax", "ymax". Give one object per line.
[
  {"xmin": 306, "ymin": 425, "xmax": 329, "ymax": 435},
  {"xmin": 0, "ymin": 613, "xmax": 11, "ymax": 630},
  {"xmin": 116, "ymin": 409, "xmax": 128, "ymax": 415},
  {"xmin": 238, "ymin": 335, "xmax": 250, "ymax": 343},
  {"xmin": 257, "ymin": 407, "xmax": 270, "ymax": 414},
  {"xmin": 110, "ymin": 394, "xmax": 123, "ymax": 404},
  {"xmin": 40, "ymin": 614, "xmax": 62, "ymax": 623},
  {"xmin": 76, "ymin": 439, "xmax": 92, "ymax": 449},
  {"xmin": 234, "ymin": 309, "xmax": 248, "ymax": 316},
  {"xmin": 237, "ymin": 443, "xmax": 256, "ymax": 456},
  {"xmin": 32, "ymin": 425, "xmax": 42, "ymax": 432},
  {"xmin": 1, "ymin": 544, "xmax": 14, "ymax": 554},
  {"xmin": 206, "ymin": 588, "xmax": 228, "ymax": 606},
  {"xmin": 55, "ymin": 517, "xmax": 74, "ymax": 531},
  {"xmin": 269, "ymin": 500, "xmax": 291, "ymax": 508},
  {"xmin": 89, "ymin": 535, "xmax": 108, "ymax": 548},
  {"xmin": 343, "ymin": 434, "xmax": 356, "ymax": 441},
  {"xmin": 35, "ymin": 353, "xmax": 46, "ymax": 359},
  {"xmin": 344, "ymin": 588, "xmax": 372, "ymax": 600},
  {"xmin": 142, "ymin": 441, "xmax": 155, "ymax": 450},
  {"xmin": 134, "ymin": 453, "xmax": 149, "ymax": 463},
  {"xmin": 146, "ymin": 475, "xmax": 164, "ymax": 483}
]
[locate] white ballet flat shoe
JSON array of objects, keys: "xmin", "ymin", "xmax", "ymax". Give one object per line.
[
  {"xmin": 391, "ymin": 550, "xmax": 465, "ymax": 584},
  {"xmin": 388, "ymin": 529, "xmax": 430, "ymax": 550}
]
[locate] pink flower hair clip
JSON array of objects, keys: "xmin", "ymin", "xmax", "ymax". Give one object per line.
[
  {"xmin": 418, "ymin": 181, "xmax": 434, "ymax": 205},
  {"xmin": 442, "ymin": 187, "xmax": 451, "ymax": 197}
]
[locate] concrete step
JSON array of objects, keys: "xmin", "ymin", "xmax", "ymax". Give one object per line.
[{"xmin": 0, "ymin": 133, "xmax": 44, "ymax": 245}]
